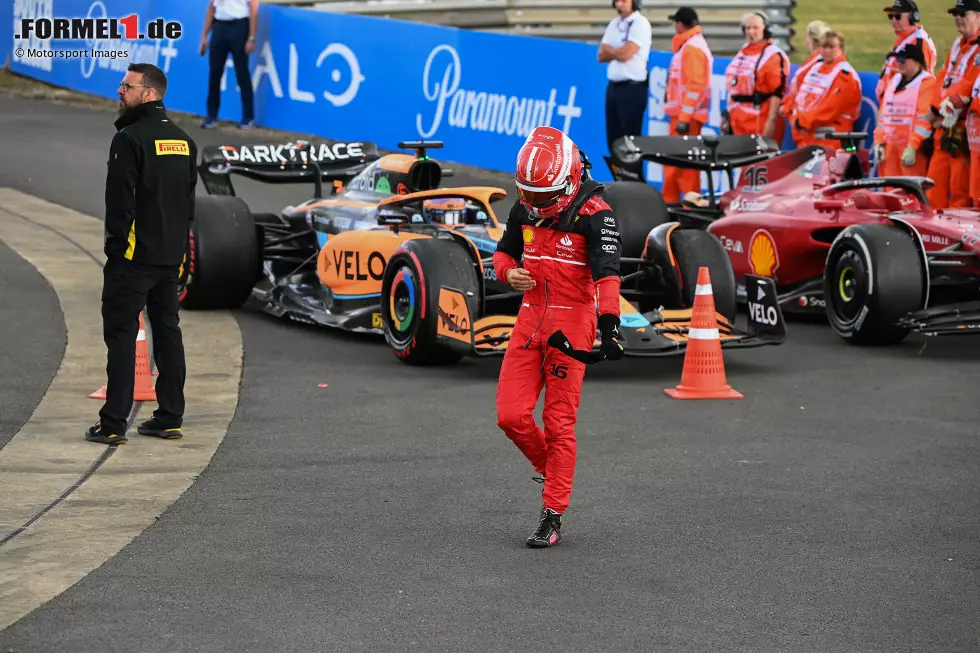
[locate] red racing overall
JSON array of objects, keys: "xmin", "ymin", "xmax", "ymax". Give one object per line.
[{"xmin": 492, "ymin": 179, "xmax": 622, "ymax": 514}]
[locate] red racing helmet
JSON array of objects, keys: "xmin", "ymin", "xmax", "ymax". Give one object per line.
[{"xmin": 515, "ymin": 126, "xmax": 583, "ymax": 219}]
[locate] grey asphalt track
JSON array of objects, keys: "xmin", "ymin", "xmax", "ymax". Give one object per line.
[
  {"xmin": 0, "ymin": 238, "xmax": 66, "ymax": 449},
  {"xmin": 1, "ymin": 94, "xmax": 979, "ymax": 652}
]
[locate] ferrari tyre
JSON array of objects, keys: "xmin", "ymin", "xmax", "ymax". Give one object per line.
[
  {"xmin": 179, "ymin": 196, "xmax": 261, "ymax": 310},
  {"xmin": 823, "ymin": 223, "xmax": 924, "ymax": 345},
  {"xmin": 670, "ymin": 229, "xmax": 737, "ymax": 323},
  {"xmin": 381, "ymin": 237, "xmax": 481, "ymax": 365},
  {"xmin": 602, "ymin": 181, "xmax": 670, "ymax": 260}
]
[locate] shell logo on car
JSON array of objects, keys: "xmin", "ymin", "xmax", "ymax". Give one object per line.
[{"xmin": 748, "ymin": 229, "xmax": 779, "ymax": 278}]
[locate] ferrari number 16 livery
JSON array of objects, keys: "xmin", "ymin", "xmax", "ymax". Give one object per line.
[{"xmin": 604, "ymin": 130, "xmax": 980, "ymax": 345}]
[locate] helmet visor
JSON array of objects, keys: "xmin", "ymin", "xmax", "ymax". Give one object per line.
[{"xmin": 517, "ymin": 185, "xmax": 565, "ymax": 210}]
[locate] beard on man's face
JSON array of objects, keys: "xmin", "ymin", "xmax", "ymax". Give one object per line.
[{"xmin": 117, "ymin": 93, "xmax": 141, "ymax": 117}]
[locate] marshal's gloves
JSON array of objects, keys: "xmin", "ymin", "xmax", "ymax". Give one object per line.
[
  {"xmin": 902, "ymin": 146, "xmax": 917, "ymax": 167},
  {"xmin": 598, "ymin": 313, "xmax": 624, "ymax": 361},
  {"xmin": 939, "ymin": 96, "xmax": 966, "ymax": 129},
  {"xmin": 873, "ymin": 143, "xmax": 885, "ymax": 165},
  {"xmin": 676, "ymin": 121, "xmax": 690, "ymax": 135}
]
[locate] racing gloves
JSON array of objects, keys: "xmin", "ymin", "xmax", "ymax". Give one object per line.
[
  {"xmin": 598, "ymin": 313, "xmax": 624, "ymax": 361},
  {"xmin": 547, "ymin": 313, "xmax": 623, "ymax": 364}
]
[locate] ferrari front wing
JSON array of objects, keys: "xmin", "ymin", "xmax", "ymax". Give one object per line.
[{"xmin": 898, "ymin": 300, "xmax": 980, "ymax": 336}]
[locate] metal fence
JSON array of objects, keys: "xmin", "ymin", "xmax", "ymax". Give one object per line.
[{"xmin": 260, "ymin": 0, "xmax": 798, "ymax": 57}]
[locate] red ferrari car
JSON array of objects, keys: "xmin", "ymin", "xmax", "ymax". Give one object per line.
[{"xmin": 605, "ymin": 131, "xmax": 980, "ymax": 345}]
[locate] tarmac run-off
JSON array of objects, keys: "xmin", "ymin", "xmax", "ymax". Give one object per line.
[{"xmin": 0, "ymin": 188, "xmax": 243, "ymax": 629}]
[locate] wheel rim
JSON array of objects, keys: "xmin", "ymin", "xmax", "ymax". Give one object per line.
[
  {"xmin": 387, "ymin": 266, "xmax": 417, "ymax": 344},
  {"xmin": 838, "ymin": 266, "xmax": 856, "ymax": 302},
  {"xmin": 831, "ymin": 251, "xmax": 867, "ymax": 324}
]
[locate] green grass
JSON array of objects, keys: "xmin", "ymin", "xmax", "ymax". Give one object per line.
[{"xmin": 791, "ymin": 0, "xmax": 959, "ymax": 73}]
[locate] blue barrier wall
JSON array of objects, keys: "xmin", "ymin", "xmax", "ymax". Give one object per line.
[
  {"xmin": 9, "ymin": 1, "xmax": 882, "ymax": 189},
  {"xmin": 1, "ymin": 3, "xmax": 11, "ymax": 66}
]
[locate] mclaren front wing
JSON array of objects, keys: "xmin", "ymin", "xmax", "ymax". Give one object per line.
[{"xmin": 435, "ymin": 275, "xmax": 786, "ymax": 357}]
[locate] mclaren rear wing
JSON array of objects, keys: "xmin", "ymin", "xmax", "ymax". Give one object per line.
[{"xmin": 198, "ymin": 139, "xmax": 380, "ymax": 197}]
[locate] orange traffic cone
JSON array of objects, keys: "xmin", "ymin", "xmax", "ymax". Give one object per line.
[
  {"xmin": 89, "ymin": 312, "xmax": 157, "ymax": 401},
  {"xmin": 665, "ymin": 267, "xmax": 743, "ymax": 400}
]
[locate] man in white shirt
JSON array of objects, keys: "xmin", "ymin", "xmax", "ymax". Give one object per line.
[
  {"xmin": 598, "ymin": 0, "xmax": 653, "ymax": 151},
  {"xmin": 199, "ymin": 0, "xmax": 260, "ymax": 130}
]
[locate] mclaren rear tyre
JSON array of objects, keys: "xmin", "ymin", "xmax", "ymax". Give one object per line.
[
  {"xmin": 823, "ymin": 223, "xmax": 925, "ymax": 345},
  {"xmin": 179, "ymin": 196, "xmax": 261, "ymax": 310},
  {"xmin": 602, "ymin": 181, "xmax": 670, "ymax": 261},
  {"xmin": 381, "ymin": 237, "xmax": 481, "ymax": 365},
  {"xmin": 670, "ymin": 229, "xmax": 737, "ymax": 323}
]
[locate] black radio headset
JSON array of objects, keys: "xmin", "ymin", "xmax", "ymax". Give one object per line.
[{"xmin": 742, "ymin": 11, "xmax": 773, "ymax": 40}]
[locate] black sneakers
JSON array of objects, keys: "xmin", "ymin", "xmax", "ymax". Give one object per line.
[
  {"xmin": 137, "ymin": 418, "xmax": 183, "ymax": 439},
  {"xmin": 85, "ymin": 423, "xmax": 127, "ymax": 445},
  {"xmin": 85, "ymin": 419, "xmax": 182, "ymax": 444},
  {"xmin": 526, "ymin": 508, "xmax": 563, "ymax": 548}
]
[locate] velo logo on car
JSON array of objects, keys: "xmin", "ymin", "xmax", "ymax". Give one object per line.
[{"xmin": 15, "ymin": 14, "xmax": 182, "ymax": 41}]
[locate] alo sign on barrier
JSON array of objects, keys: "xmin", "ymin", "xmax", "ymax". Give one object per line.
[{"xmin": 7, "ymin": 0, "xmax": 882, "ymax": 189}]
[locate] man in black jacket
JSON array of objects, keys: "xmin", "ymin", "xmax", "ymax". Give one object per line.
[{"xmin": 87, "ymin": 63, "xmax": 198, "ymax": 445}]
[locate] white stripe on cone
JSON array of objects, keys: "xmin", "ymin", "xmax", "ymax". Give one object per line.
[
  {"xmin": 695, "ymin": 284, "xmax": 713, "ymax": 295},
  {"xmin": 688, "ymin": 327, "xmax": 719, "ymax": 340}
]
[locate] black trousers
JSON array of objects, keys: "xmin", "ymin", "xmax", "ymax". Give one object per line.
[
  {"xmin": 99, "ymin": 257, "xmax": 185, "ymax": 434},
  {"xmin": 207, "ymin": 17, "xmax": 254, "ymax": 122},
  {"xmin": 605, "ymin": 80, "xmax": 648, "ymax": 151}
]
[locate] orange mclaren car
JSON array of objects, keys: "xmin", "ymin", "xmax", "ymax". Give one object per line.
[{"xmin": 180, "ymin": 139, "xmax": 786, "ymax": 364}]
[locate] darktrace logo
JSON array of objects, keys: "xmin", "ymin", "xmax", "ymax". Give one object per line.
[{"xmin": 15, "ymin": 14, "xmax": 182, "ymax": 41}]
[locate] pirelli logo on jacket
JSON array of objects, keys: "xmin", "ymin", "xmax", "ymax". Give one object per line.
[{"xmin": 154, "ymin": 139, "xmax": 190, "ymax": 156}]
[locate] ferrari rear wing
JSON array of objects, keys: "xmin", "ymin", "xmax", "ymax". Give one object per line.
[
  {"xmin": 898, "ymin": 300, "xmax": 980, "ymax": 336},
  {"xmin": 604, "ymin": 134, "xmax": 782, "ymax": 202},
  {"xmin": 606, "ymin": 134, "xmax": 780, "ymax": 171},
  {"xmin": 198, "ymin": 139, "xmax": 380, "ymax": 197}
]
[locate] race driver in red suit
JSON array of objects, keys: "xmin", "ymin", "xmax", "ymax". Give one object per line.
[{"xmin": 493, "ymin": 125, "xmax": 624, "ymax": 548}]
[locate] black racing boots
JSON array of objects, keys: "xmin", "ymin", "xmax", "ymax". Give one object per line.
[{"xmin": 526, "ymin": 508, "xmax": 563, "ymax": 548}]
